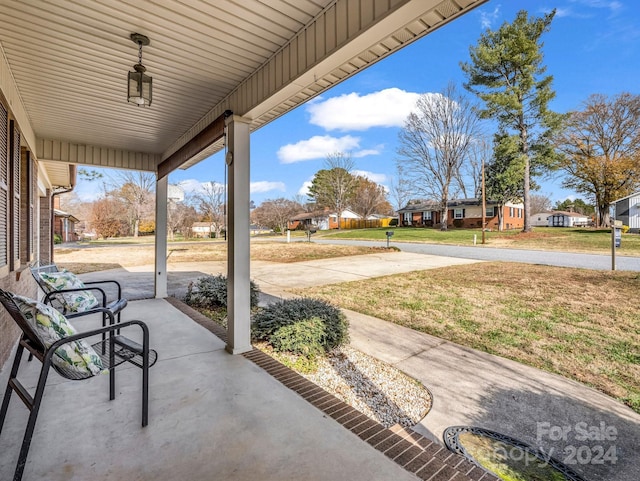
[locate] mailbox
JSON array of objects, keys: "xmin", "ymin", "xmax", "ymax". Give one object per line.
[{"xmin": 385, "ymin": 230, "xmax": 394, "ymax": 247}]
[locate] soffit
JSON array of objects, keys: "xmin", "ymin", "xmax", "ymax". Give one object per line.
[{"xmin": 0, "ymin": 0, "xmax": 487, "ymax": 172}]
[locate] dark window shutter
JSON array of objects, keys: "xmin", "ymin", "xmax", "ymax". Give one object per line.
[
  {"xmin": 0, "ymin": 104, "xmax": 7, "ymax": 267},
  {"xmin": 462, "ymin": 208, "xmax": 465, "ymax": 218},
  {"xmin": 10, "ymin": 122, "xmax": 20, "ymax": 268}
]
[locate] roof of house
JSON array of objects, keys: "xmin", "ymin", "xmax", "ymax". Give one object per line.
[
  {"xmin": 550, "ymin": 211, "xmax": 590, "ymax": 218},
  {"xmin": 192, "ymin": 222, "xmax": 213, "ymax": 228},
  {"xmin": 53, "ymin": 209, "xmax": 79, "ymax": 223},
  {"xmin": 612, "ymin": 192, "xmax": 640, "ymax": 204},
  {"xmin": 290, "ymin": 209, "xmax": 362, "ymax": 221}
]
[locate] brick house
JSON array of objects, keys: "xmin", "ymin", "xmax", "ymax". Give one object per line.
[{"xmin": 397, "ymin": 198, "xmax": 525, "ymax": 230}]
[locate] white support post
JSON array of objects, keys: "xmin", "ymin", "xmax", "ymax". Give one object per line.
[
  {"xmin": 225, "ymin": 115, "xmax": 253, "ymax": 354},
  {"xmin": 155, "ymin": 175, "xmax": 168, "ymax": 298}
]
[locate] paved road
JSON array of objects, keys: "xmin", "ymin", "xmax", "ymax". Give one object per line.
[{"xmin": 313, "ymin": 239, "xmax": 640, "ymax": 271}]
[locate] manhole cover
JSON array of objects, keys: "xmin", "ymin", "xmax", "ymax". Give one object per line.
[{"xmin": 443, "ymin": 426, "xmax": 588, "ymax": 481}]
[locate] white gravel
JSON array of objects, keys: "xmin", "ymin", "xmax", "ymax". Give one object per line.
[{"xmin": 303, "ymin": 346, "xmax": 432, "ymax": 428}]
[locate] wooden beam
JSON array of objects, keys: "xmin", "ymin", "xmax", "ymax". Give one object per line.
[{"xmin": 157, "ymin": 110, "xmax": 231, "ymax": 179}]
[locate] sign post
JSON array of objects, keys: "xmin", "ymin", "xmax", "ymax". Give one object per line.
[{"xmin": 611, "ymin": 220, "xmax": 623, "ymax": 271}]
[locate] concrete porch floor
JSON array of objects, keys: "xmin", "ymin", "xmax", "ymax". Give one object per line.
[{"xmin": 0, "ymin": 298, "xmax": 479, "ymax": 481}]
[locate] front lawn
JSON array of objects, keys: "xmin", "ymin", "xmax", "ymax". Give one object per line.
[
  {"xmin": 293, "ymin": 262, "xmax": 640, "ymax": 413},
  {"xmin": 318, "ymin": 226, "xmax": 640, "ymax": 255}
]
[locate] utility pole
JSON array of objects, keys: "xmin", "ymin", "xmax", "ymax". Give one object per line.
[{"xmin": 481, "ymin": 157, "xmax": 486, "ymax": 245}]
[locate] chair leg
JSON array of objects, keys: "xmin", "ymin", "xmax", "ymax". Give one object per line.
[
  {"xmin": 142, "ymin": 351, "xmax": 149, "ymax": 427},
  {"xmin": 13, "ymin": 360, "xmax": 51, "ymax": 481},
  {"xmin": 0, "ymin": 344, "xmax": 24, "ymax": 435},
  {"xmin": 109, "ymin": 335, "xmax": 116, "ymax": 401}
]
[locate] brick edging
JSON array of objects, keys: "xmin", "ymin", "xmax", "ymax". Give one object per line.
[{"xmin": 166, "ymin": 296, "xmax": 498, "ymax": 481}]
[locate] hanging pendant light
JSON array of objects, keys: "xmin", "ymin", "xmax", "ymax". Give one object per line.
[{"xmin": 127, "ymin": 33, "xmax": 152, "ymax": 107}]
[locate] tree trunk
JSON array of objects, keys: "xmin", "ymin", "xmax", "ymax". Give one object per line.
[
  {"xmin": 440, "ymin": 207, "xmax": 448, "ymax": 231},
  {"xmin": 134, "ymin": 218, "xmax": 139, "ymax": 237},
  {"xmin": 497, "ymin": 206, "xmax": 504, "ymax": 232}
]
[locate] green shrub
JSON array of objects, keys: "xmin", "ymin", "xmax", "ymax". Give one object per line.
[
  {"xmin": 270, "ymin": 318, "xmax": 326, "ymax": 357},
  {"xmin": 53, "ymin": 233, "xmax": 62, "ymax": 244},
  {"xmin": 252, "ymin": 297, "xmax": 348, "ymax": 352},
  {"xmin": 184, "ymin": 274, "xmax": 260, "ymax": 309}
]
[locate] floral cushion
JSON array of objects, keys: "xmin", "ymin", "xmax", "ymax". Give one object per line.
[
  {"xmin": 13, "ymin": 295, "xmax": 105, "ymax": 377},
  {"xmin": 37, "ymin": 270, "xmax": 99, "ymax": 313}
]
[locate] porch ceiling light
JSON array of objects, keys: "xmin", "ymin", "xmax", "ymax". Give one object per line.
[{"xmin": 127, "ymin": 33, "xmax": 152, "ymax": 107}]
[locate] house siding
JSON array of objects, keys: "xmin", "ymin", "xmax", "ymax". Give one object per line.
[
  {"xmin": 615, "ymin": 194, "xmax": 640, "ymax": 232},
  {"xmin": 399, "ymin": 201, "xmax": 524, "ymax": 230}
]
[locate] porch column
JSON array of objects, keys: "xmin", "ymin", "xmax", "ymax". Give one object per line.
[
  {"xmin": 225, "ymin": 115, "xmax": 252, "ymax": 354},
  {"xmin": 155, "ymin": 174, "xmax": 168, "ymax": 298}
]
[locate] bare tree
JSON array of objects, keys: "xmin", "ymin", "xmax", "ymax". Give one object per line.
[
  {"xmin": 167, "ymin": 194, "xmax": 198, "ymax": 241},
  {"xmin": 456, "ymin": 138, "xmax": 491, "ymax": 199},
  {"xmin": 308, "ymin": 152, "xmax": 356, "ymax": 229},
  {"xmin": 529, "ymin": 193, "xmax": 552, "ymax": 215},
  {"xmin": 195, "ymin": 181, "xmax": 226, "ymax": 238},
  {"xmin": 397, "ymin": 83, "xmax": 481, "ymax": 230},
  {"xmin": 108, "ymin": 171, "xmax": 155, "ymax": 237},
  {"xmin": 251, "ymin": 198, "xmax": 302, "ymax": 234},
  {"xmin": 388, "ymin": 164, "xmax": 412, "ymax": 211}
]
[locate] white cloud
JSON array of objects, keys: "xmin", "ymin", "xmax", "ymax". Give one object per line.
[
  {"xmin": 298, "ymin": 181, "xmax": 313, "ymax": 197},
  {"xmin": 250, "ymin": 181, "xmax": 286, "ymax": 193},
  {"xmin": 352, "ymin": 170, "xmax": 388, "ymax": 184},
  {"xmin": 306, "ymin": 88, "xmax": 421, "ymax": 131},
  {"xmin": 277, "ymin": 135, "xmax": 376, "ymax": 163},
  {"xmin": 177, "ymin": 179, "xmax": 225, "ymax": 195},
  {"xmin": 178, "ymin": 178, "xmax": 284, "ymax": 195},
  {"xmin": 480, "ymin": 6, "xmax": 501, "ymax": 29}
]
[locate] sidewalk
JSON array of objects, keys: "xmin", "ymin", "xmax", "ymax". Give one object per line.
[{"xmin": 80, "ymin": 251, "xmax": 640, "ymax": 481}]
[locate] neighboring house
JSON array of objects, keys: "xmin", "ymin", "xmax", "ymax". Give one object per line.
[
  {"xmin": 192, "ymin": 222, "xmax": 213, "ymax": 238},
  {"xmin": 548, "ymin": 211, "xmax": 591, "ymax": 228},
  {"xmin": 397, "ymin": 198, "xmax": 525, "ymax": 230},
  {"xmin": 613, "ymin": 192, "xmax": 640, "ymax": 233},
  {"xmin": 53, "ymin": 209, "xmax": 79, "ymax": 242},
  {"xmin": 288, "ymin": 209, "xmax": 361, "ymax": 230},
  {"xmin": 531, "ymin": 212, "xmax": 554, "ymax": 227}
]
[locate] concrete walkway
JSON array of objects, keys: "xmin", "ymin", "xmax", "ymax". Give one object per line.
[{"xmin": 79, "ymin": 251, "xmax": 640, "ymax": 481}]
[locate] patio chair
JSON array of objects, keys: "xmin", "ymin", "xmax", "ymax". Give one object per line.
[
  {"xmin": 30, "ymin": 263, "xmax": 128, "ymax": 327},
  {"xmin": 0, "ymin": 288, "xmax": 157, "ymax": 481}
]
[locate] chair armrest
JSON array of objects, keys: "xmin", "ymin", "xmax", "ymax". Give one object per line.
[{"xmin": 44, "ymin": 319, "xmax": 151, "ymax": 366}]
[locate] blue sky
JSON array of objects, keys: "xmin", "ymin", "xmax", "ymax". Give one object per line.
[{"xmin": 76, "ymin": 0, "xmax": 640, "ymax": 209}]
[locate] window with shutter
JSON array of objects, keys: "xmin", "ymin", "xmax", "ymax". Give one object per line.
[
  {"xmin": 0, "ymin": 104, "xmax": 7, "ymax": 269},
  {"xmin": 9, "ymin": 121, "xmax": 20, "ymax": 271}
]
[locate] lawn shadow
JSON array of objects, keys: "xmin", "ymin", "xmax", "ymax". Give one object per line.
[{"xmin": 461, "ymin": 385, "xmax": 640, "ymax": 481}]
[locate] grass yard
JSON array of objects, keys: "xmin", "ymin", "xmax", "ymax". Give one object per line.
[
  {"xmin": 318, "ymin": 226, "xmax": 640, "ymax": 256},
  {"xmin": 54, "ymin": 241, "xmax": 394, "ymax": 274},
  {"xmin": 293, "ymin": 262, "xmax": 640, "ymax": 413}
]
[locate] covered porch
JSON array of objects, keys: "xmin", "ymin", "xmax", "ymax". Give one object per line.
[{"xmin": 0, "ymin": 298, "xmax": 479, "ymax": 481}]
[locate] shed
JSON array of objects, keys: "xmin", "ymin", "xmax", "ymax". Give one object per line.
[{"xmin": 613, "ymin": 192, "xmax": 640, "ymax": 233}]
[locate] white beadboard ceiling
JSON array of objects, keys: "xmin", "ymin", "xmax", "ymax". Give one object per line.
[{"xmin": 0, "ymin": 0, "xmax": 487, "ymax": 178}]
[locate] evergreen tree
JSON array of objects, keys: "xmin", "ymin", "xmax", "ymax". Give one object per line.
[{"xmin": 461, "ymin": 9, "xmax": 563, "ymax": 232}]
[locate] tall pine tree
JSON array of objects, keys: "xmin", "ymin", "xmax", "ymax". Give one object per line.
[{"xmin": 461, "ymin": 10, "xmax": 562, "ymax": 232}]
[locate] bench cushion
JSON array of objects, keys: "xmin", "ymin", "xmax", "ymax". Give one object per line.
[
  {"xmin": 13, "ymin": 295, "xmax": 105, "ymax": 377},
  {"xmin": 37, "ymin": 270, "xmax": 99, "ymax": 313}
]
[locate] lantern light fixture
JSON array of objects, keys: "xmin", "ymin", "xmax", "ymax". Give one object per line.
[{"xmin": 127, "ymin": 33, "xmax": 152, "ymax": 107}]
